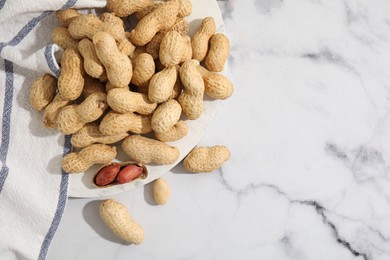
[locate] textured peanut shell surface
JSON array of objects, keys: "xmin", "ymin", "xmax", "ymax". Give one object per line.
[
  {"xmin": 159, "ymin": 31, "xmax": 185, "ymax": 67},
  {"xmin": 29, "ymin": 74, "xmax": 56, "ymax": 111},
  {"xmin": 191, "ymin": 17, "xmax": 216, "ymax": 61},
  {"xmin": 78, "ymin": 38, "xmax": 106, "ymax": 79},
  {"xmin": 42, "ymin": 94, "xmax": 70, "ymax": 128},
  {"xmin": 58, "ymin": 48, "xmax": 85, "ymax": 101},
  {"xmin": 197, "ymin": 66, "xmax": 234, "ymax": 100},
  {"xmin": 99, "ymin": 199, "xmax": 144, "ymax": 244},
  {"xmin": 205, "ymin": 33, "xmax": 231, "ymax": 72},
  {"xmin": 151, "ymin": 99, "xmax": 182, "ymax": 133},
  {"xmin": 107, "ymin": 0, "xmax": 152, "ymax": 17},
  {"xmin": 122, "ymin": 135, "xmax": 179, "ymax": 164},
  {"xmin": 148, "ymin": 66, "xmax": 177, "ymax": 103},
  {"xmin": 107, "ymin": 88, "xmax": 157, "ymax": 115},
  {"xmin": 62, "ymin": 144, "xmax": 117, "ymax": 173},
  {"xmin": 154, "ymin": 120, "xmax": 188, "ymax": 142},
  {"xmin": 51, "ymin": 27, "xmax": 79, "ymax": 50},
  {"xmin": 131, "ymin": 53, "xmax": 155, "ymax": 87},
  {"xmin": 56, "ymin": 9, "xmax": 81, "ymax": 27},
  {"xmin": 71, "ymin": 123, "xmax": 128, "ymax": 148},
  {"xmin": 99, "ymin": 111, "xmax": 152, "ymax": 135},
  {"xmin": 183, "ymin": 146, "xmax": 230, "ymax": 173}
]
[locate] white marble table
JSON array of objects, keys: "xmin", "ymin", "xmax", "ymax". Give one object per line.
[{"xmin": 48, "ymin": 0, "xmax": 390, "ymax": 259}]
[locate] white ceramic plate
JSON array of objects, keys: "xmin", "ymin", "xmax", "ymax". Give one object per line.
[{"xmin": 68, "ymin": 0, "xmax": 225, "ymax": 198}]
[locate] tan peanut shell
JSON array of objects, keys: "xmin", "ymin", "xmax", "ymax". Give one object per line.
[
  {"xmin": 130, "ymin": 45, "xmax": 147, "ymax": 60},
  {"xmin": 170, "ymin": 0, "xmax": 192, "ymax": 18},
  {"xmin": 148, "ymin": 66, "xmax": 177, "ymax": 103},
  {"xmin": 51, "ymin": 27, "xmax": 79, "ymax": 49},
  {"xmin": 191, "ymin": 17, "xmax": 216, "ymax": 61},
  {"xmin": 159, "ymin": 31, "xmax": 185, "ymax": 67},
  {"xmin": 107, "ymin": 88, "xmax": 157, "ymax": 115},
  {"xmin": 205, "ymin": 34, "xmax": 230, "ymax": 72},
  {"xmin": 131, "ymin": 53, "xmax": 155, "ymax": 87},
  {"xmin": 145, "ymin": 32, "xmax": 165, "ymax": 59},
  {"xmin": 183, "ymin": 146, "xmax": 230, "ymax": 173},
  {"xmin": 99, "ymin": 111, "xmax": 152, "ymax": 135},
  {"xmin": 197, "ymin": 66, "xmax": 233, "ymax": 99},
  {"xmin": 62, "ymin": 144, "xmax": 117, "ymax": 173},
  {"xmin": 71, "ymin": 123, "xmax": 128, "ymax": 148},
  {"xmin": 99, "ymin": 199, "xmax": 144, "ymax": 244},
  {"xmin": 154, "ymin": 120, "xmax": 188, "ymax": 142},
  {"xmin": 107, "ymin": 0, "xmax": 152, "ymax": 17},
  {"xmin": 42, "ymin": 94, "xmax": 71, "ymax": 128},
  {"xmin": 152, "ymin": 178, "xmax": 170, "ymax": 205},
  {"xmin": 178, "ymin": 60, "xmax": 204, "ymax": 120},
  {"xmin": 56, "ymin": 92, "xmax": 108, "ymax": 134},
  {"xmin": 56, "ymin": 9, "xmax": 80, "ymax": 27},
  {"xmin": 68, "ymin": 14, "xmax": 102, "ymax": 40},
  {"xmin": 167, "ymin": 18, "xmax": 189, "ymax": 35},
  {"xmin": 29, "ymin": 74, "xmax": 56, "ymax": 111},
  {"xmin": 181, "ymin": 35, "xmax": 192, "ymax": 63},
  {"xmin": 82, "ymin": 76, "xmax": 105, "ymax": 98},
  {"xmin": 99, "ymin": 12, "xmax": 124, "ymax": 27},
  {"xmin": 122, "ymin": 135, "xmax": 179, "ymax": 165},
  {"xmin": 151, "ymin": 99, "xmax": 182, "ymax": 133},
  {"xmin": 78, "ymin": 38, "xmax": 106, "ymax": 79},
  {"xmin": 135, "ymin": 1, "xmax": 164, "ymax": 20},
  {"xmin": 58, "ymin": 48, "xmax": 85, "ymax": 101},
  {"xmin": 93, "ymin": 32, "xmax": 132, "ymax": 88},
  {"xmin": 129, "ymin": 1, "xmax": 179, "ymax": 46},
  {"xmin": 171, "ymin": 75, "xmax": 183, "ymax": 99}
]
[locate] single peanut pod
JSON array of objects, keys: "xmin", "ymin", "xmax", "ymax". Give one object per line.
[
  {"xmin": 183, "ymin": 146, "xmax": 230, "ymax": 173},
  {"xmin": 151, "ymin": 99, "xmax": 182, "ymax": 133},
  {"xmin": 107, "ymin": 88, "xmax": 157, "ymax": 115},
  {"xmin": 56, "ymin": 92, "xmax": 108, "ymax": 134},
  {"xmin": 178, "ymin": 60, "xmax": 204, "ymax": 120},
  {"xmin": 56, "ymin": 9, "xmax": 81, "ymax": 27},
  {"xmin": 197, "ymin": 66, "xmax": 234, "ymax": 99},
  {"xmin": 51, "ymin": 27, "xmax": 79, "ymax": 49},
  {"xmin": 159, "ymin": 31, "xmax": 185, "ymax": 67},
  {"xmin": 154, "ymin": 120, "xmax": 188, "ymax": 142},
  {"xmin": 122, "ymin": 135, "xmax": 179, "ymax": 164},
  {"xmin": 99, "ymin": 111, "xmax": 152, "ymax": 135},
  {"xmin": 152, "ymin": 178, "xmax": 170, "ymax": 205},
  {"xmin": 107, "ymin": 0, "xmax": 152, "ymax": 17},
  {"xmin": 135, "ymin": 1, "xmax": 164, "ymax": 20},
  {"xmin": 68, "ymin": 14, "xmax": 102, "ymax": 40},
  {"xmin": 29, "ymin": 74, "xmax": 57, "ymax": 111},
  {"xmin": 71, "ymin": 123, "xmax": 128, "ymax": 148},
  {"xmin": 148, "ymin": 66, "xmax": 177, "ymax": 103},
  {"xmin": 58, "ymin": 48, "xmax": 85, "ymax": 101},
  {"xmin": 180, "ymin": 35, "xmax": 192, "ymax": 63},
  {"xmin": 131, "ymin": 53, "xmax": 155, "ymax": 87},
  {"xmin": 99, "ymin": 199, "xmax": 144, "ymax": 244},
  {"xmin": 82, "ymin": 76, "xmax": 105, "ymax": 98},
  {"xmin": 78, "ymin": 38, "xmax": 106, "ymax": 79},
  {"xmin": 170, "ymin": 0, "xmax": 192, "ymax": 18},
  {"xmin": 42, "ymin": 94, "xmax": 71, "ymax": 128},
  {"xmin": 205, "ymin": 34, "xmax": 230, "ymax": 72},
  {"xmin": 191, "ymin": 17, "xmax": 216, "ymax": 61},
  {"xmin": 62, "ymin": 144, "xmax": 117, "ymax": 173},
  {"xmin": 93, "ymin": 32, "xmax": 132, "ymax": 88},
  {"xmin": 129, "ymin": 2, "xmax": 179, "ymax": 46}
]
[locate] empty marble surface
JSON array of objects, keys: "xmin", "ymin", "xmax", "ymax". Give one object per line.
[{"xmin": 48, "ymin": 0, "xmax": 390, "ymax": 259}]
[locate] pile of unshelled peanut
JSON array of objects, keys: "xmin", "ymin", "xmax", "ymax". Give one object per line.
[{"xmin": 29, "ymin": 0, "xmax": 233, "ymax": 244}]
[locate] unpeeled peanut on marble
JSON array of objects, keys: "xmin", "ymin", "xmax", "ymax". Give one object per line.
[
  {"xmin": 71, "ymin": 123, "xmax": 128, "ymax": 148},
  {"xmin": 62, "ymin": 144, "xmax": 117, "ymax": 173},
  {"xmin": 56, "ymin": 92, "xmax": 108, "ymax": 134},
  {"xmin": 197, "ymin": 65, "xmax": 233, "ymax": 100},
  {"xmin": 93, "ymin": 32, "xmax": 132, "ymax": 88},
  {"xmin": 129, "ymin": 1, "xmax": 179, "ymax": 46},
  {"xmin": 148, "ymin": 66, "xmax": 177, "ymax": 103},
  {"xmin": 151, "ymin": 99, "xmax": 182, "ymax": 133},
  {"xmin": 178, "ymin": 60, "xmax": 204, "ymax": 120},
  {"xmin": 154, "ymin": 120, "xmax": 188, "ymax": 142},
  {"xmin": 58, "ymin": 48, "xmax": 85, "ymax": 101},
  {"xmin": 107, "ymin": 88, "xmax": 157, "ymax": 115},
  {"xmin": 191, "ymin": 17, "xmax": 216, "ymax": 61},
  {"xmin": 205, "ymin": 33, "xmax": 230, "ymax": 72},
  {"xmin": 99, "ymin": 111, "xmax": 152, "ymax": 135},
  {"xmin": 152, "ymin": 178, "xmax": 170, "ymax": 205},
  {"xmin": 183, "ymin": 145, "xmax": 230, "ymax": 173},
  {"xmin": 29, "ymin": 73, "xmax": 57, "ymax": 111},
  {"xmin": 99, "ymin": 199, "xmax": 144, "ymax": 244},
  {"xmin": 122, "ymin": 135, "xmax": 179, "ymax": 165},
  {"xmin": 51, "ymin": 27, "xmax": 79, "ymax": 49}
]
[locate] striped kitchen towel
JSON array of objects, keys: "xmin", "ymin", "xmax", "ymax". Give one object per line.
[{"xmin": 0, "ymin": 0, "xmax": 105, "ymax": 259}]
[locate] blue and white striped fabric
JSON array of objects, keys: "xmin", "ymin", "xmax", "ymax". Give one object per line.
[{"xmin": 0, "ymin": 1, "xmax": 105, "ymax": 259}]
